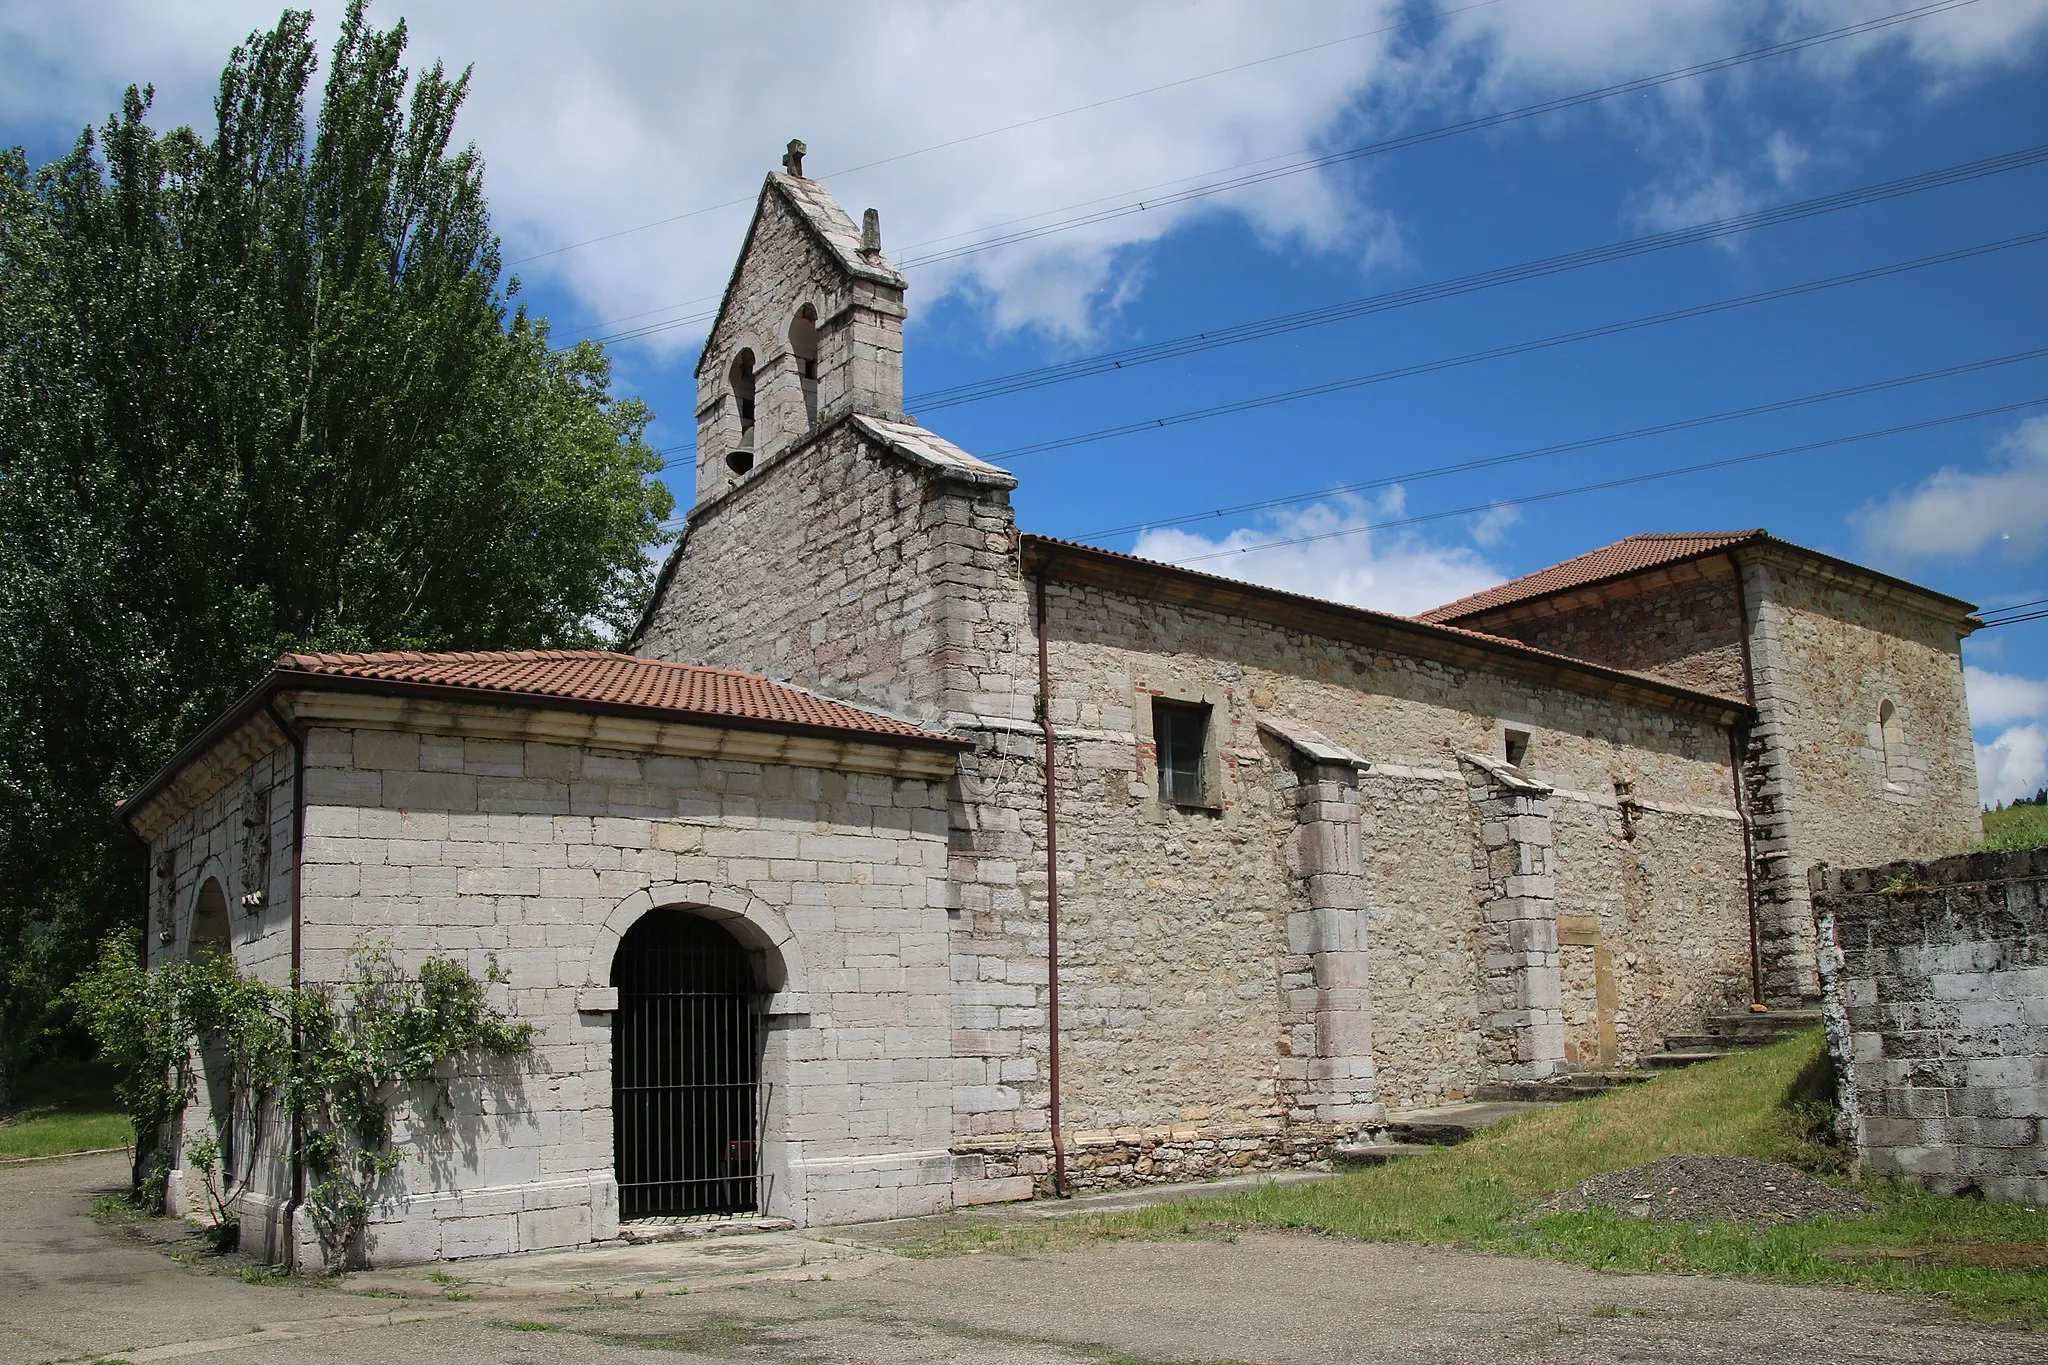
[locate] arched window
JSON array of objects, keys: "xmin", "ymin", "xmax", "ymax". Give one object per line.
[
  {"xmin": 788, "ymin": 306, "xmax": 819, "ymax": 426},
  {"xmin": 1879, "ymin": 699, "xmax": 1905, "ymax": 786},
  {"xmin": 726, "ymin": 349, "xmax": 757, "ymax": 474},
  {"xmin": 190, "ymin": 877, "xmax": 230, "ymax": 960}
]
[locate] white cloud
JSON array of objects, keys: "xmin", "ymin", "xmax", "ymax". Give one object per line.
[
  {"xmin": 3, "ymin": 0, "xmax": 2043, "ymax": 354},
  {"xmin": 1853, "ymin": 416, "xmax": 2048, "ymax": 562},
  {"xmin": 1964, "ymin": 665, "xmax": 2048, "ymax": 806},
  {"xmin": 1966, "ymin": 665, "xmax": 2048, "ymax": 729},
  {"xmin": 1129, "ymin": 491, "xmax": 1504, "ymax": 616},
  {"xmin": 1978, "ymin": 724, "xmax": 2048, "ymax": 807}
]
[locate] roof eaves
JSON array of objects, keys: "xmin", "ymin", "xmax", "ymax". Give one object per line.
[{"xmin": 1022, "ymin": 534, "xmax": 1752, "ymax": 723}]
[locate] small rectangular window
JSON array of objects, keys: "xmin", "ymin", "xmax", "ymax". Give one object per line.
[
  {"xmin": 1503, "ymin": 728, "xmax": 1531, "ymax": 767},
  {"xmin": 1154, "ymin": 701, "xmax": 1209, "ymax": 805}
]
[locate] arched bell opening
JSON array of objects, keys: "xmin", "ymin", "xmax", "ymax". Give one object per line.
[{"xmin": 610, "ymin": 909, "xmax": 765, "ymax": 1219}]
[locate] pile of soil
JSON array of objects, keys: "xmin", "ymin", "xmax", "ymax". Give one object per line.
[{"xmin": 1550, "ymin": 1154, "xmax": 1873, "ymax": 1225}]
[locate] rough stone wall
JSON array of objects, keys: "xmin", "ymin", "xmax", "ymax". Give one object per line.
[
  {"xmin": 1453, "ymin": 560, "xmax": 1749, "ymax": 699},
  {"xmin": 1746, "ymin": 554, "xmax": 1983, "ymax": 1002},
  {"xmin": 993, "ymin": 575, "xmax": 1754, "ymax": 1141},
  {"xmin": 1813, "ymin": 850, "xmax": 2048, "ymax": 1206},
  {"xmin": 640, "ymin": 422, "xmax": 1020, "ymax": 729},
  {"xmin": 149, "ymin": 743, "xmax": 297, "ymax": 1259},
  {"xmin": 282, "ymin": 721, "xmax": 957, "ymax": 1261},
  {"xmin": 1549, "ymin": 793, "xmax": 1753, "ymax": 1067}
]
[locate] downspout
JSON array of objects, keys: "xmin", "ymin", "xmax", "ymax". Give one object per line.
[
  {"xmin": 262, "ymin": 696, "xmax": 308, "ymax": 1270},
  {"xmin": 1032, "ymin": 566, "xmax": 1069, "ymax": 1198},
  {"xmin": 1726, "ymin": 552, "xmax": 1765, "ymax": 1008}
]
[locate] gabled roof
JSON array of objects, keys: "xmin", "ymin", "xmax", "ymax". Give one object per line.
[
  {"xmin": 1418, "ymin": 530, "xmax": 1978, "ymax": 624},
  {"xmin": 695, "ymin": 172, "xmax": 906, "ymax": 376},
  {"xmin": 1418, "ymin": 532, "xmax": 1766, "ymax": 623}
]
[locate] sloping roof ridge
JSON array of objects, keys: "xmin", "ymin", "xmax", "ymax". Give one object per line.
[
  {"xmin": 693, "ymin": 172, "xmax": 905, "ymax": 378},
  {"xmin": 1020, "ymin": 533, "xmax": 1749, "ymax": 715},
  {"xmin": 849, "ymin": 413, "xmax": 1019, "ymax": 490},
  {"xmin": 1416, "ymin": 529, "xmax": 1769, "ymax": 623},
  {"xmin": 279, "ymin": 648, "xmax": 760, "ymax": 678}
]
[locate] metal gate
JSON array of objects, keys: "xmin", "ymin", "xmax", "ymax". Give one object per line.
[{"xmin": 611, "ymin": 911, "xmax": 761, "ymax": 1219}]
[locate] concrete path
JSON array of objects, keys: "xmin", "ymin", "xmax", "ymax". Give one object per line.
[{"xmin": 3, "ymin": 1152, "xmax": 2041, "ymax": 1364}]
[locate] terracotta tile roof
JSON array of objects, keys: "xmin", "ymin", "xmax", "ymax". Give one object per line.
[
  {"xmin": 1417, "ymin": 532, "xmax": 1768, "ymax": 623},
  {"xmin": 272, "ymin": 649, "xmax": 964, "ymax": 748}
]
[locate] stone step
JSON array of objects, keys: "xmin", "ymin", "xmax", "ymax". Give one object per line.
[
  {"xmin": 1331, "ymin": 1142, "xmax": 1434, "ymax": 1168},
  {"xmin": 1701, "ymin": 1009, "xmax": 1822, "ymax": 1040},
  {"xmin": 1660, "ymin": 1032, "xmax": 1788, "ymax": 1052},
  {"xmin": 1377, "ymin": 1100, "xmax": 1555, "ymax": 1146},
  {"xmin": 1641, "ymin": 1050, "xmax": 1732, "ymax": 1070},
  {"xmin": 618, "ymin": 1215, "xmax": 795, "ymax": 1245},
  {"xmin": 1474, "ymin": 1072, "xmax": 1651, "ymax": 1104}
]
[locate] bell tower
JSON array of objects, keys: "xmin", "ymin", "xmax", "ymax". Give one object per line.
[{"xmin": 693, "ymin": 140, "xmax": 909, "ymax": 503}]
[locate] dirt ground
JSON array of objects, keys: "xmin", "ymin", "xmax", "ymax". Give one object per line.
[{"xmin": 3, "ymin": 1152, "xmax": 2041, "ymax": 1365}]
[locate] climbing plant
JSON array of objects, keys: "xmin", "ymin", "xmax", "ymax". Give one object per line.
[{"xmin": 71, "ymin": 937, "xmax": 531, "ymax": 1267}]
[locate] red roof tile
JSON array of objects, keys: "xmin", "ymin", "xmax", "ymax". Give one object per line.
[
  {"xmin": 272, "ymin": 650, "xmax": 962, "ymax": 747},
  {"xmin": 1417, "ymin": 532, "xmax": 1767, "ymax": 623}
]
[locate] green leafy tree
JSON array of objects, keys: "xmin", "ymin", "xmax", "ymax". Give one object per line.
[{"xmin": 0, "ymin": 3, "xmax": 674, "ymax": 1093}]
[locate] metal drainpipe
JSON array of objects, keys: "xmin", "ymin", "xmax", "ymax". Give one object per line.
[
  {"xmin": 262, "ymin": 696, "xmax": 308, "ymax": 1270},
  {"xmin": 1033, "ymin": 566, "xmax": 1069, "ymax": 1198},
  {"xmin": 1726, "ymin": 552, "xmax": 1765, "ymax": 1007}
]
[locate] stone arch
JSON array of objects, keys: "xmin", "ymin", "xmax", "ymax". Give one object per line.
[
  {"xmin": 184, "ymin": 858, "xmax": 233, "ymax": 957},
  {"xmin": 1878, "ymin": 697, "xmax": 1907, "ymax": 788},
  {"xmin": 589, "ymin": 883, "xmax": 809, "ymax": 1016},
  {"xmin": 788, "ymin": 303, "xmax": 821, "ymax": 426}
]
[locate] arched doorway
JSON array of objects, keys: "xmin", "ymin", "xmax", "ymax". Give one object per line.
[
  {"xmin": 611, "ymin": 910, "xmax": 763, "ymax": 1219},
  {"xmin": 188, "ymin": 879, "xmax": 237, "ymax": 1190}
]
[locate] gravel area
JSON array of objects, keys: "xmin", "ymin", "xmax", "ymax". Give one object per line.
[{"xmin": 1550, "ymin": 1154, "xmax": 1875, "ymax": 1225}]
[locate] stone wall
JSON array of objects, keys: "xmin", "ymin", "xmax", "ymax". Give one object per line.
[
  {"xmin": 1746, "ymin": 552, "xmax": 1983, "ymax": 1001},
  {"xmin": 995, "ymin": 572, "xmax": 1755, "ymax": 1140},
  {"xmin": 1451, "ymin": 556, "xmax": 1749, "ymax": 699},
  {"xmin": 1812, "ymin": 849, "xmax": 2048, "ymax": 1206},
  {"xmin": 160, "ymin": 711, "xmax": 962, "ymax": 1265}
]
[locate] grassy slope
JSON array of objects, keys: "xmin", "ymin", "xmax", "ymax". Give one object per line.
[
  {"xmin": 0, "ymin": 1061, "xmax": 132, "ymax": 1160},
  {"xmin": 1980, "ymin": 803, "xmax": 2048, "ymax": 851},
  {"xmin": 938, "ymin": 1033, "xmax": 2048, "ymax": 1328}
]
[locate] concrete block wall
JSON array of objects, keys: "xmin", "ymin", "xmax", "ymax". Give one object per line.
[{"xmin": 1813, "ymin": 849, "xmax": 2048, "ymax": 1205}]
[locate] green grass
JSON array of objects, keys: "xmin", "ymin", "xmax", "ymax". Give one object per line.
[
  {"xmin": 925, "ymin": 1033, "xmax": 2048, "ymax": 1329},
  {"xmin": 1979, "ymin": 803, "xmax": 2048, "ymax": 851},
  {"xmin": 0, "ymin": 1061, "xmax": 131, "ymax": 1160}
]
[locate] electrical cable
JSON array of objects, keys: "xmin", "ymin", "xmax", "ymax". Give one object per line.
[
  {"xmin": 1977, "ymin": 608, "xmax": 2048, "ymax": 628},
  {"xmin": 907, "ymin": 143, "xmax": 2048, "ymax": 412},
  {"xmin": 578, "ymin": 0, "xmax": 1984, "ymax": 348},
  {"xmin": 983, "ymin": 228, "xmax": 2048, "ymax": 460},
  {"xmin": 1157, "ymin": 395, "xmax": 2048, "ymax": 566},
  {"xmin": 1079, "ymin": 345, "xmax": 2048, "ymax": 542},
  {"xmin": 513, "ymin": 0, "xmax": 1521, "ymax": 268}
]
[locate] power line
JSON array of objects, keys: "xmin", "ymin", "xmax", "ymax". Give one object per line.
[
  {"xmin": 907, "ymin": 144, "xmax": 2048, "ymax": 413},
  {"xmin": 1977, "ymin": 608, "xmax": 2048, "ymax": 628},
  {"xmin": 891, "ymin": 0, "xmax": 1986, "ymax": 271},
  {"xmin": 983, "ymin": 228, "xmax": 2048, "ymax": 460},
  {"xmin": 1981, "ymin": 595, "xmax": 2048, "ymax": 618},
  {"xmin": 512, "ymin": 0, "xmax": 1520, "ymax": 269},
  {"xmin": 584, "ymin": 0, "xmax": 1984, "ymax": 349},
  {"xmin": 1161, "ymin": 396, "xmax": 2048, "ymax": 567},
  {"xmin": 1079, "ymin": 346, "xmax": 2048, "ymax": 542}
]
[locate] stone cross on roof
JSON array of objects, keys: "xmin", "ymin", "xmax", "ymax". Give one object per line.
[{"xmin": 782, "ymin": 138, "xmax": 807, "ymax": 178}]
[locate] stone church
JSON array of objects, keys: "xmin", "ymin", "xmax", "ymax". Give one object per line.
[{"xmin": 123, "ymin": 154, "xmax": 1983, "ymax": 1267}]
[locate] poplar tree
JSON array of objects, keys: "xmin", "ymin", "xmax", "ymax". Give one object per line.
[{"xmin": 0, "ymin": 3, "xmax": 675, "ymax": 1092}]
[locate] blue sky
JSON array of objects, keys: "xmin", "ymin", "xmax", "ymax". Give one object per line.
[{"xmin": 5, "ymin": 0, "xmax": 2047, "ymax": 800}]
